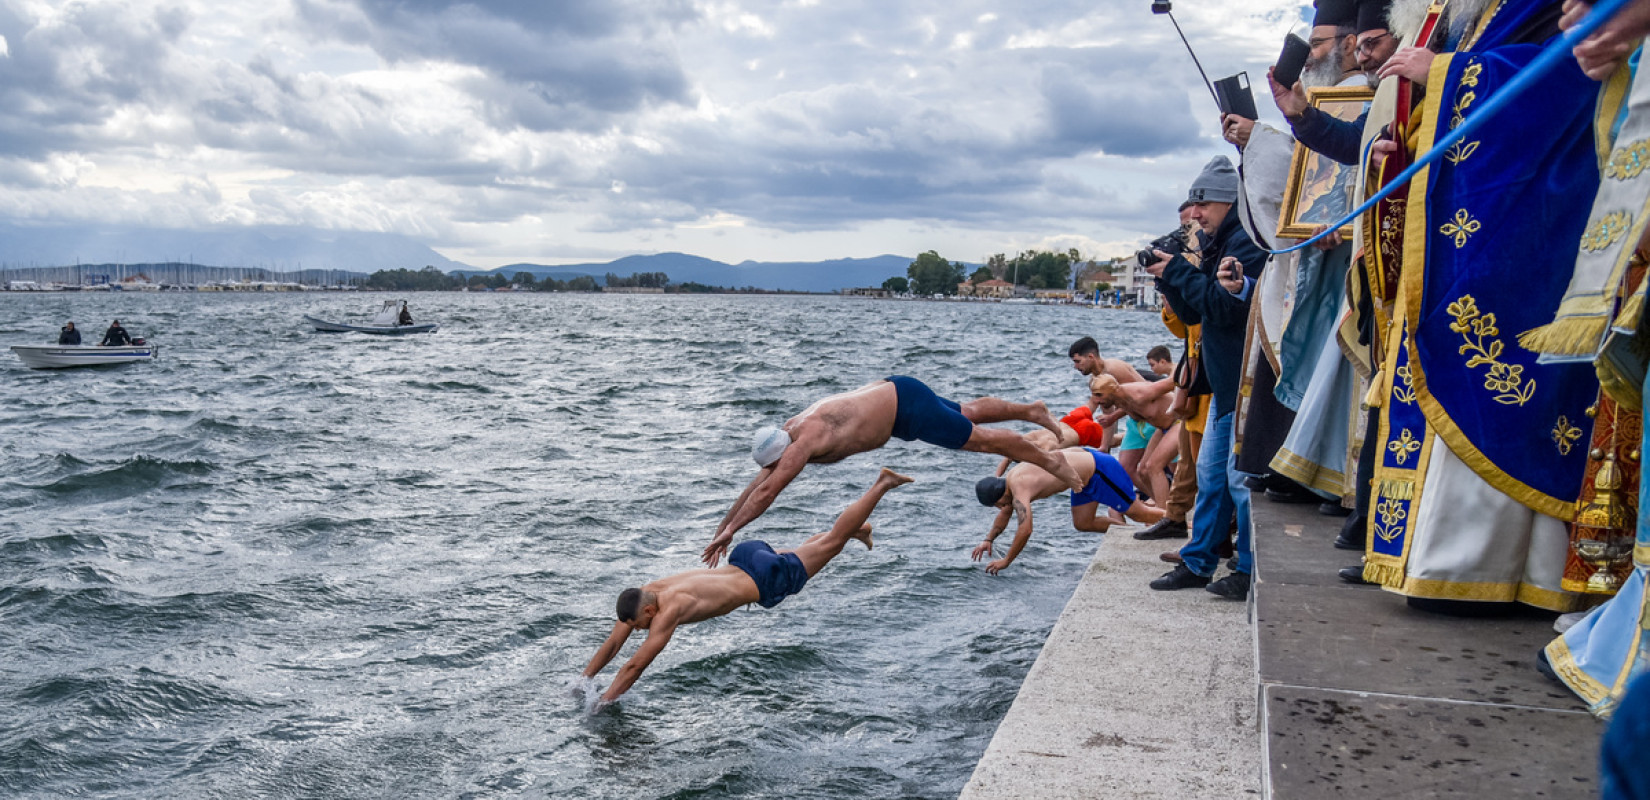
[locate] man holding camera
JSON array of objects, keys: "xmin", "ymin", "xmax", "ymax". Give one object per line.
[{"xmin": 1143, "ymin": 156, "xmax": 1269, "ymax": 600}]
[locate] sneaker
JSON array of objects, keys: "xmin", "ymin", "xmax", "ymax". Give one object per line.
[
  {"xmin": 1150, "ymin": 563, "xmax": 1211, "ymax": 591},
  {"xmin": 1207, "ymin": 571, "xmax": 1252, "ymax": 600},
  {"xmin": 1133, "ymin": 518, "xmax": 1189, "ymax": 540}
]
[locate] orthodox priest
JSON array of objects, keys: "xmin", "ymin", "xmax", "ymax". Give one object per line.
[{"xmin": 1363, "ymin": 0, "xmax": 1603, "ymax": 613}]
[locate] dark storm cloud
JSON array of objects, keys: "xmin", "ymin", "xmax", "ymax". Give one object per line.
[{"xmin": 295, "ymin": 0, "xmax": 698, "ymax": 131}]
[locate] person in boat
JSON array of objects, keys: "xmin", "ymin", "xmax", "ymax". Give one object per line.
[
  {"xmin": 584, "ymin": 468, "xmax": 911, "ymax": 707},
  {"xmin": 702, "ymin": 376, "xmax": 1086, "ymax": 567},
  {"xmin": 398, "ymin": 303, "xmax": 413, "ymax": 326},
  {"xmin": 58, "ymin": 321, "xmax": 81, "ymax": 345},
  {"xmin": 971, "ymin": 447, "xmax": 1166, "ymax": 574},
  {"xmin": 100, "ymin": 320, "xmax": 131, "ymax": 347}
]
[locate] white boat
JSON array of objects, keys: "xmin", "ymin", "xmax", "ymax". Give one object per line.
[
  {"xmin": 12, "ymin": 344, "xmax": 157, "ymax": 369},
  {"xmin": 305, "ymin": 300, "xmax": 440, "ymax": 335}
]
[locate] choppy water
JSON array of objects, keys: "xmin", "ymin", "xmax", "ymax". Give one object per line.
[{"xmin": 0, "ymin": 292, "xmax": 1165, "ymax": 799}]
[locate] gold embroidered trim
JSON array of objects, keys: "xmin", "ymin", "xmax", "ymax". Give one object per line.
[
  {"xmin": 1393, "ymin": 364, "xmax": 1417, "ymax": 404},
  {"xmin": 1552, "ymin": 416, "xmax": 1584, "ymax": 455},
  {"xmin": 1448, "ymin": 295, "xmax": 1536, "ymax": 406},
  {"xmin": 1373, "ymin": 496, "xmax": 1407, "ymax": 543},
  {"xmin": 1440, "ymin": 208, "xmax": 1482, "ymax": 248},
  {"xmin": 1445, "ymin": 140, "xmax": 1479, "ymax": 164},
  {"xmin": 1605, "ymin": 138, "xmax": 1650, "ymax": 180},
  {"xmin": 1377, "ymin": 478, "xmax": 1415, "ymax": 500},
  {"xmin": 1546, "ymin": 638, "xmax": 1612, "ymax": 707},
  {"xmin": 1581, "ymin": 211, "xmax": 1633, "ymax": 252},
  {"xmin": 1387, "ymin": 429, "xmax": 1422, "ymax": 465}
]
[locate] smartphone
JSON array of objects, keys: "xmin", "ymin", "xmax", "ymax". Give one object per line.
[{"xmin": 1274, "ymin": 33, "xmax": 1311, "ymax": 89}]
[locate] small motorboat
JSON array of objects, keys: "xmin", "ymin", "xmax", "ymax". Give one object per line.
[
  {"xmin": 305, "ymin": 300, "xmax": 440, "ymax": 335},
  {"xmin": 12, "ymin": 343, "xmax": 157, "ymax": 369}
]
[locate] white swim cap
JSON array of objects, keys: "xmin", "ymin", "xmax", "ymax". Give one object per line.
[{"xmin": 751, "ymin": 426, "xmax": 791, "ymax": 467}]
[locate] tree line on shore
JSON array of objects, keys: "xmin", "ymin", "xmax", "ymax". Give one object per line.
[
  {"xmin": 888, "ymin": 249, "xmax": 1115, "ymax": 296},
  {"xmin": 363, "ymin": 266, "xmax": 792, "ymax": 294}
]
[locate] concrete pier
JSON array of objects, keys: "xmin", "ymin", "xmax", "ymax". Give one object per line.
[
  {"xmin": 960, "ymin": 527, "xmax": 1261, "ymax": 798},
  {"xmin": 961, "ymin": 500, "xmax": 1608, "ymax": 799}
]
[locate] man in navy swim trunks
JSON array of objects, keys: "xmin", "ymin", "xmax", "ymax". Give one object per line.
[
  {"xmin": 704, "ymin": 376, "xmax": 1084, "ymax": 567},
  {"xmin": 583, "ymin": 468, "xmax": 912, "ymax": 706},
  {"xmin": 971, "ymin": 447, "xmax": 1166, "ymax": 574}
]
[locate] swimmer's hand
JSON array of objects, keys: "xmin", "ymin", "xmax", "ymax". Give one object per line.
[
  {"xmin": 701, "ymin": 534, "xmax": 733, "ymax": 567},
  {"xmin": 971, "ymin": 539, "xmax": 996, "ymax": 562},
  {"xmin": 984, "ymin": 558, "xmax": 1012, "ymax": 575}
]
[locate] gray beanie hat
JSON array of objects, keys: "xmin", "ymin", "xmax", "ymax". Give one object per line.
[{"xmin": 1187, "ymin": 156, "xmax": 1239, "ymax": 205}]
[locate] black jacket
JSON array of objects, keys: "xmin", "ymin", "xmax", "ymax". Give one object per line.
[
  {"xmin": 1156, "ymin": 212, "xmax": 1268, "ymax": 417},
  {"xmin": 101, "ymin": 325, "xmax": 131, "ymax": 346},
  {"xmin": 58, "ymin": 326, "xmax": 81, "ymax": 345}
]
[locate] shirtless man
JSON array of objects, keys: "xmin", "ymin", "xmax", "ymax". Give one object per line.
[
  {"xmin": 703, "ymin": 376, "xmax": 1084, "ymax": 566},
  {"xmin": 971, "ymin": 447, "xmax": 1166, "ymax": 574},
  {"xmin": 1090, "ymin": 374, "xmax": 1181, "ymax": 511},
  {"xmin": 584, "ymin": 468, "xmax": 912, "ymax": 705}
]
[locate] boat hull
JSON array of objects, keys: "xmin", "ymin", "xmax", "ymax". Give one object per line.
[
  {"xmin": 303, "ymin": 315, "xmax": 440, "ymax": 335},
  {"xmin": 12, "ymin": 344, "xmax": 157, "ymax": 369}
]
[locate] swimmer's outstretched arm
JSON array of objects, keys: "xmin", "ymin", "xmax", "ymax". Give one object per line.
[
  {"xmin": 984, "ymin": 495, "xmax": 1035, "ymax": 575},
  {"xmin": 583, "ymin": 621, "xmax": 635, "ymax": 680},
  {"xmin": 971, "ymin": 506, "xmax": 1013, "ymax": 562},
  {"xmin": 600, "ymin": 621, "xmax": 678, "ymax": 704},
  {"xmin": 703, "ymin": 447, "xmax": 809, "ymax": 566}
]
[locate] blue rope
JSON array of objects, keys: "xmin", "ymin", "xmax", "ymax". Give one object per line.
[{"xmin": 1259, "ymin": 0, "xmax": 1635, "ymax": 255}]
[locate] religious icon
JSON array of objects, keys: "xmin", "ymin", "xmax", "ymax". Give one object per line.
[{"xmin": 1277, "ymin": 85, "xmax": 1376, "ymax": 240}]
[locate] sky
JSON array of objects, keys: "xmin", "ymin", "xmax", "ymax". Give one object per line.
[{"xmin": 0, "ymin": 0, "xmax": 1310, "ymax": 268}]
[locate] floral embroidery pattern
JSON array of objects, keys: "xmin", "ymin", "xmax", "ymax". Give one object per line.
[
  {"xmin": 1392, "ymin": 364, "xmax": 1417, "ymax": 405},
  {"xmin": 1448, "ymin": 295, "xmax": 1536, "ymax": 406},
  {"xmin": 1439, "ymin": 209, "xmax": 1481, "ymax": 249},
  {"xmin": 1445, "ymin": 140, "xmax": 1480, "ymax": 164},
  {"xmin": 1379, "ymin": 198, "xmax": 1406, "ymax": 260},
  {"xmin": 1580, "ymin": 211, "xmax": 1632, "ymax": 252},
  {"xmin": 1552, "ymin": 416, "xmax": 1584, "ymax": 456},
  {"xmin": 1387, "ymin": 428, "xmax": 1422, "ymax": 465},
  {"xmin": 1374, "ymin": 497, "xmax": 1407, "ymax": 544},
  {"xmin": 1606, "ymin": 139, "xmax": 1650, "ymax": 180}
]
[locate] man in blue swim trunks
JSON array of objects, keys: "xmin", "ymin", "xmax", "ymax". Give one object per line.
[
  {"xmin": 704, "ymin": 376, "xmax": 1084, "ymax": 567},
  {"xmin": 583, "ymin": 468, "xmax": 912, "ymax": 706},
  {"xmin": 971, "ymin": 447, "xmax": 1166, "ymax": 574}
]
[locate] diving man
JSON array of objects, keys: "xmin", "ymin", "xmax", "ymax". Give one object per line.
[
  {"xmin": 703, "ymin": 376, "xmax": 1084, "ymax": 566},
  {"xmin": 584, "ymin": 468, "xmax": 912, "ymax": 706}
]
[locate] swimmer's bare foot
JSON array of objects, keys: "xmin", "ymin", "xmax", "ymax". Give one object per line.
[
  {"xmin": 1028, "ymin": 400, "xmax": 1062, "ymax": 436},
  {"xmin": 877, "ymin": 467, "xmax": 914, "ymax": 489},
  {"xmin": 851, "ymin": 524, "xmax": 874, "ymax": 551},
  {"xmin": 1050, "ymin": 458, "xmax": 1086, "ymax": 493}
]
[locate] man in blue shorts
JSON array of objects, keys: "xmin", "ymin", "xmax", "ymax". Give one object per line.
[
  {"xmin": 584, "ymin": 468, "xmax": 912, "ymax": 706},
  {"xmin": 704, "ymin": 376, "xmax": 1084, "ymax": 567},
  {"xmin": 970, "ymin": 447, "xmax": 1166, "ymax": 574}
]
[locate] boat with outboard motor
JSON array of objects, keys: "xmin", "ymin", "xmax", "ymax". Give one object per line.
[
  {"xmin": 304, "ymin": 300, "xmax": 439, "ymax": 335},
  {"xmin": 12, "ymin": 343, "xmax": 157, "ymax": 369}
]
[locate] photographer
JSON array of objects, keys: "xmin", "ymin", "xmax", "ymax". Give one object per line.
[{"xmin": 1143, "ymin": 156, "xmax": 1267, "ymax": 600}]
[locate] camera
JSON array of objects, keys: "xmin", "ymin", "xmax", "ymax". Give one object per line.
[{"xmin": 1136, "ymin": 227, "xmax": 1190, "ymax": 268}]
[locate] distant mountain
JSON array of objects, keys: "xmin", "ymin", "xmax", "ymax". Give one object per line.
[
  {"xmin": 0, "ymin": 223, "xmax": 471, "ymax": 274},
  {"xmin": 472, "ymin": 253, "xmax": 921, "ymax": 292}
]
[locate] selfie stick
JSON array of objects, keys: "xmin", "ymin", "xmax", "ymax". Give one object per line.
[{"xmin": 1152, "ymin": 1, "xmax": 1220, "ymax": 109}]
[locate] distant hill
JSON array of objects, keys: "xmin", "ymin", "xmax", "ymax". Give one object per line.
[
  {"xmin": 471, "ymin": 253, "xmax": 923, "ymax": 292},
  {"xmin": 0, "ymin": 223, "xmax": 471, "ymax": 274}
]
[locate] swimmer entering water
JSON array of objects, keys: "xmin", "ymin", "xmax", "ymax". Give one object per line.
[
  {"xmin": 703, "ymin": 376, "xmax": 1084, "ymax": 567},
  {"xmin": 971, "ymin": 448, "xmax": 1166, "ymax": 574},
  {"xmin": 583, "ymin": 468, "xmax": 912, "ymax": 707}
]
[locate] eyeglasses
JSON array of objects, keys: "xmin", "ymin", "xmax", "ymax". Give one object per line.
[
  {"xmin": 1308, "ymin": 36, "xmax": 1337, "ymax": 48},
  {"xmin": 1356, "ymin": 32, "xmax": 1391, "ymax": 54}
]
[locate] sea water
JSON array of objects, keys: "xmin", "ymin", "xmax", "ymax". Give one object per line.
[{"xmin": 0, "ymin": 292, "xmax": 1166, "ymax": 799}]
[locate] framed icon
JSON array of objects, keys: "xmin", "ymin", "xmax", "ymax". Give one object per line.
[{"xmin": 1277, "ymin": 85, "xmax": 1376, "ymax": 240}]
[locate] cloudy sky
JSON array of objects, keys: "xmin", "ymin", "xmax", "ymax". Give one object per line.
[{"xmin": 0, "ymin": 0, "xmax": 1308, "ymax": 268}]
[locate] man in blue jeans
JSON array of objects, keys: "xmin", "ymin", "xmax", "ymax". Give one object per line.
[{"xmin": 1143, "ymin": 156, "xmax": 1269, "ymax": 600}]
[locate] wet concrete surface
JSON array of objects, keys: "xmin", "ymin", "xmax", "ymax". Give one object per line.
[{"xmin": 1253, "ymin": 500, "xmax": 1603, "ymax": 798}]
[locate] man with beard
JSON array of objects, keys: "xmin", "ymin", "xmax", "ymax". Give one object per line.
[{"xmin": 1221, "ymin": 0, "xmax": 1361, "ymax": 152}]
